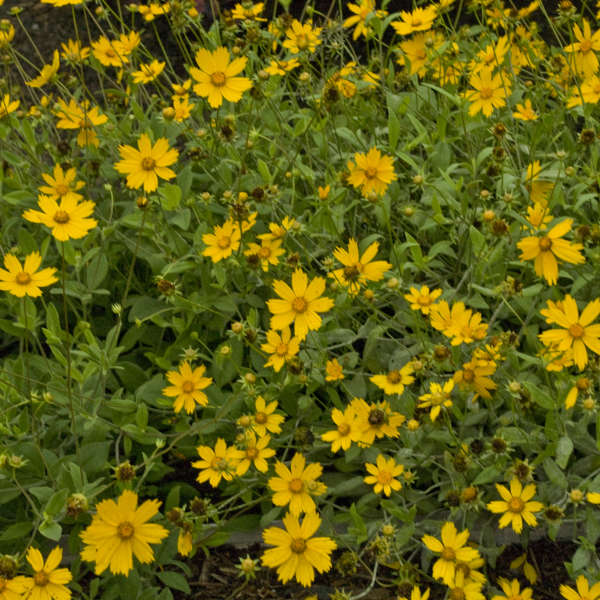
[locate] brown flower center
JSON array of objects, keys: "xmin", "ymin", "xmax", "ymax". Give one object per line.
[
  {"xmin": 55, "ymin": 183, "xmax": 69, "ymax": 196},
  {"xmin": 210, "ymin": 71, "xmax": 226, "ymax": 87},
  {"xmin": 365, "ymin": 166, "xmax": 378, "ymax": 178},
  {"xmin": 569, "ymin": 323, "xmax": 585, "ymax": 338},
  {"xmin": 255, "ymin": 411, "xmax": 268, "ymax": 424},
  {"xmin": 52, "ymin": 209, "xmax": 70, "ymax": 224},
  {"xmin": 117, "ymin": 521, "xmax": 134, "ymax": 539},
  {"xmin": 34, "ymin": 571, "xmax": 49, "ymax": 586},
  {"xmin": 387, "ymin": 370, "xmax": 401, "ymax": 384},
  {"xmin": 141, "ymin": 157, "xmax": 156, "ymax": 171},
  {"xmin": 16, "ymin": 273, "xmax": 31, "ymax": 285},
  {"xmin": 276, "ymin": 343, "xmax": 288, "ymax": 356},
  {"xmin": 337, "ymin": 423, "xmax": 350, "ymax": 435},
  {"xmin": 217, "ymin": 236, "xmax": 231, "ymax": 249},
  {"xmin": 441, "ymin": 547, "xmax": 456, "ymax": 561},
  {"xmin": 291, "ymin": 537, "xmax": 306, "ymax": 553},
  {"xmin": 462, "ymin": 369, "xmax": 475, "ymax": 383},
  {"xmin": 343, "ymin": 265, "xmax": 361, "ymax": 281},
  {"xmin": 368, "ymin": 408, "xmax": 385, "ymax": 425},
  {"xmin": 538, "ymin": 236, "xmax": 553, "ymax": 251},
  {"xmin": 289, "ymin": 478, "xmax": 304, "ymax": 493},
  {"xmin": 292, "ymin": 297, "xmax": 308, "ymax": 313},
  {"xmin": 182, "ymin": 380, "xmax": 194, "ymax": 393},
  {"xmin": 479, "ymin": 87, "xmax": 493, "ymax": 100},
  {"xmin": 508, "ymin": 497, "xmax": 525, "ymax": 513}
]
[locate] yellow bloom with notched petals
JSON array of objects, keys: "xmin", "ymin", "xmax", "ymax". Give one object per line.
[
  {"xmin": 261, "ymin": 327, "xmax": 301, "ymax": 372},
  {"xmin": 251, "ymin": 396, "xmax": 285, "ymax": 436},
  {"xmin": 162, "ymin": 361, "xmax": 212, "ymax": 414},
  {"xmin": 391, "ymin": 5, "xmax": 437, "ymax": 35},
  {"xmin": 0, "ymin": 253, "xmax": 57, "ymax": 298},
  {"xmin": 0, "ymin": 94, "xmax": 19, "ymax": 118},
  {"xmin": 236, "ymin": 432, "xmax": 276, "ymax": 475},
  {"xmin": 132, "ymin": 60, "xmax": 165, "ymax": 84},
  {"xmin": 23, "ymin": 546, "xmax": 72, "ymax": 600},
  {"xmin": 202, "ymin": 220, "xmax": 242, "ymax": 263},
  {"xmin": 321, "ymin": 406, "xmax": 360, "ymax": 452},
  {"xmin": 560, "ymin": 575, "xmax": 600, "ymax": 600},
  {"xmin": 325, "ymin": 358, "xmax": 344, "ymax": 382},
  {"xmin": 192, "ymin": 438, "xmax": 244, "ymax": 487},
  {"xmin": 370, "ymin": 364, "xmax": 415, "ymax": 395},
  {"xmin": 404, "ymin": 285, "xmax": 442, "ymax": 315},
  {"xmin": 0, "ymin": 574, "xmax": 29, "ymax": 599},
  {"xmin": 364, "ymin": 455, "xmax": 404, "ymax": 496},
  {"xmin": 513, "ymin": 98, "xmax": 538, "ymax": 120},
  {"xmin": 492, "ymin": 578, "xmax": 534, "ymax": 600},
  {"xmin": 486, "ymin": 477, "xmax": 543, "ymax": 534},
  {"xmin": 39, "ymin": 164, "xmax": 84, "ymax": 202},
  {"xmin": 26, "ymin": 50, "xmax": 60, "ymax": 87},
  {"xmin": 352, "ymin": 398, "xmax": 406, "ymax": 446},
  {"xmin": 463, "ymin": 68, "xmax": 511, "ymax": 117},
  {"xmin": 282, "ymin": 20, "xmax": 322, "ymax": 54},
  {"xmin": 418, "ymin": 380, "xmax": 454, "ymax": 422},
  {"xmin": 347, "ymin": 148, "xmax": 396, "ymax": 197},
  {"xmin": 343, "ymin": 0, "xmax": 387, "ymax": 40},
  {"xmin": 54, "ymin": 98, "xmax": 108, "ymax": 147}
]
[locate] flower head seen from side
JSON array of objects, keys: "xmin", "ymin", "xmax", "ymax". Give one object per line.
[
  {"xmin": 364, "ymin": 454, "xmax": 404, "ymax": 496},
  {"xmin": 463, "ymin": 68, "xmax": 511, "ymax": 117},
  {"xmin": 261, "ymin": 511, "xmax": 336, "ymax": 587},
  {"xmin": 492, "ymin": 578, "xmax": 534, "ymax": 600},
  {"xmin": 26, "ymin": 50, "xmax": 60, "ymax": 87},
  {"xmin": 538, "ymin": 294, "xmax": 600, "ymax": 370},
  {"xmin": 370, "ymin": 363, "xmax": 415, "ymax": 395},
  {"xmin": 23, "ymin": 195, "xmax": 97, "ymax": 241},
  {"xmin": 132, "ymin": 60, "xmax": 165, "ymax": 84},
  {"xmin": 162, "ymin": 361, "xmax": 213, "ymax": 414},
  {"xmin": 347, "ymin": 147, "xmax": 396, "ymax": 197},
  {"xmin": 560, "ymin": 575, "xmax": 600, "ymax": 600},
  {"xmin": 486, "ymin": 477, "xmax": 543, "ymax": 534},
  {"xmin": 329, "ymin": 239, "xmax": 391, "ymax": 295},
  {"xmin": 0, "ymin": 253, "xmax": 58, "ymax": 298},
  {"xmin": 517, "ymin": 218, "xmax": 585, "ymax": 285},
  {"xmin": 421, "ymin": 521, "xmax": 480, "ymax": 585},
  {"xmin": 190, "ymin": 46, "xmax": 252, "ymax": 108},
  {"xmin": 404, "ymin": 285, "xmax": 442, "ymax": 315},
  {"xmin": 418, "ymin": 380, "xmax": 454, "ymax": 422},
  {"xmin": 513, "ymin": 98, "xmax": 538, "ymax": 120},
  {"xmin": 267, "ymin": 269, "xmax": 334, "ymax": 340},
  {"xmin": 80, "ymin": 490, "xmax": 168, "ymax": 576},
  {"xmin": 23, "ymin": 546, "xmax": 72, "ymax": 600},
  {"xmin": 192, "ymin": 438, "xmax": 243, "ymax": 487},
  {"xmin": 268, "ymin": 453, "xmax": 326, "ymax": 515},
  {"xmin": 202, "ymin": 219, "xmax": 242, "ymax": 263},
  {"xmin": 115, "ymin": 134, "xmax": 178, "ymax": 193},
  {"xmin": 261, "ymin": 327, "xmax": 301, "ymax": 372},
  {"xmin": 0, "ymin": 94, "xmax": 19, "ymax": 118}
]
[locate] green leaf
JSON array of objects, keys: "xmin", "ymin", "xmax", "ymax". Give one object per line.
[
  {"xmin": 156, "ymin": 572, "xmax": 190, "ymax": 594},
  {"xmin": 556, "ymin": 436, "xmax": 574, "ymax": 469},
  {"xmin": 86, "ymin": 252, "xmax": 109, "ymax": 290},
  {"xmin": 39, "ymin": 520, "xmax": 62, "ymax": 541},
  {"xmin": 473, "ymin": 465, "xmax": 502, "ymax": 485},
  {"xmin": 159, "ymin": 184, "xmax": 182, "ymax": 210},
  {"xmin": 543, "ymin": 458, "xmax": 567, "ymax": 489},
  {"xmin": 45, "ymin": 489, "xmax": 69, "ymax": 517},
  {"xmin": 0, "ymin": 521, "xmax": 32, "ymax": 541}
]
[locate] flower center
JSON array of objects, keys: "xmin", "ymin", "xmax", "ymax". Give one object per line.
[
  {"xmin": 55, "ymin": 183, "xmax": 69, "ymax": 196},
  {"xmin": 569, "ymin": 323, "xmax": 585, "ymax": 338},
  {"xmin": 343, "ymin": 265, "xmax": 361, "ymax": 281},
  {"xmin": 538, "ymin": 236, "xmax": 552, "ymax": 251},
  {"xmin": 246, "ymin": 447, "xmax": 258, "ymax": 459},
  {"xmin": 377, "ymin": 471, "xmax": 392, "ymax": 484},
  {"xmin": 365, "ymin": 166, "xmax": 378, "ymax": 178},
  {"xmin": 508, "ymin": 497, "xmax": 525, "ymax": 513},
  {"xmin": 105, "ymin": 48, "xmax": 116, "ymax": 57},
  {"xmin": 182, "ymin": 380, "xmax": 194, "ymax": 393},
  {"xmin": 581, "ymin": 40, "xmax": 593, "ymax": 53},
  {"xmin": 53, "ymin": 209, "xmax": 70, "ymax": 224},
  {"xmin": 387, "ymin": 370, "xmax": 401, "ymax": 384},
  {"xmin": 34, "ymin": 571, "xmax": 49, "ymax": 586},
  {"xmin": 418, "ymin": 296, "xmax": 432, "ymax": 305},
  {"xmin": 462, "ymin": 369, "xmax": 475, "ymax": 383},
  {"xmin": 292, "ymin": 297, "xmax": 308, "ymax": 313},
  {"xmin": 117, "ymin": 521, "xmax": 134, "ymax": 539},
  {"xmin": 412, "ymin": 17, "xmax": 422, "ymax": 26},
  {"xmin": 430, "ymin": 391, "xmax": 445, "ymax": 406},
  {"xmin": 211, "ymin": 457, "xmax": 227, "ymax": 471},
  {"xmin": 276, "ymin": 343, "xmax": 288, "ymax": 356},
  {"xmin": 450, "ymin": 590, "xmax": 466, "ymax": 600},
  {"xmin": 255, "ymin": 411, "xmax": 267, "ymax": 424},
  {"xmin": 368, "ymin": 408, "xmax": 385, "ymax": 425},
  {"xmin": 295, "ymin": 34, "xmax": 308, "ymax": 49},
  {"xmin": 291, "ymin": 537, "xmax": 306, "ymax": 553},
  {"xmin": 259, "ymin": 247, "xmax": 271, "ymax": 259},
  {"xmin": 141, "ymin": 157, "xmax": 156, "ymax": 171},
  {"xmin": 217, "ymin": 235, "xmax": 231, "ymax": 249},
  {"xmin": 479, "ymin": 87, "xmax": 493, "ymax": 99},
  {"xmin": 337, "ymin": 423, "xmax": 350, "ymax": 435},
  {"xmin": 16, "ymin": 273, "xmax": 31, "ymax": 285},
  {"xmin": 441, "ymin": 547, "xmax": 456, "ymax": 561},
  {"xmin": 577, "ymin": 377, "xmax": 591, "ymax": 391},
  {"xmin": 289, "ymin": 478, "xmax": 304, "ymax": 493},
  {"xmin": 210, "ymin": 71, "xmax": 226, "ymax": 87}
]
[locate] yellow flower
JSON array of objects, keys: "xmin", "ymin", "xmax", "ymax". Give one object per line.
[
  {"xmin": 202, "ymin": 220, "xmax": 242, "ymax": 263},
  {"xmin": 539, "ymin": 294, "xmax": 600, "ymax": 370},
  {"xmin": 404, "ymin": 285, "xmax": 442, "ymax": 315},
  {"xmin": 325, "ymin": 358, "xmax": 344, "ymax": 382},
  {"xmin": 486, "ymin": 477, "xmax": 544, "ymax": 533},
  {"xmin": 261, "ymin": 511, "xmax": 336, "ymax": 587},
  {"xmin": 463, "ymin": 68, "xmax": 511, "ymax": 117},
  {"xmin": 0, "ymin": 575, "xmax": 29, "ymax": 599},
  {"xmin": 370, "ymin": 363, "xmax": 415, "ymax": 395},
  {"xmin": 192, "ymin": 438, "xmax": 244, "ymax": 487},
  {"xmin": 0, "ymin": 24, "xmax": 15, "ymax": 47},
  {"xmin": 118, "ymin": 31, "xmax": 140, "ymax": 56},
  {"xmin": 418, "ymin": 380, "xmax": 454, "ymax": 422},
  {"xmin": 524, "ymin": 203, "xmax": 552, "ymax": 230},
  {"xmin": 397, "ymin": 586, "xmax": 430, "ymax": 600},
  {"xmin": 236, "ymin": 432, "xmax": 276, "ymax": 475},
  {"xmin": 39, "ymin": 164, "xmax": 84, "ymax": 202},
  {"xmin": 509, "ymin": 552, "xmax": 537, "ymax": 584},
  {"xmin": 318, "ymin": 185, "xmax": 330, "ymax": 200},
  {"xmin": 251, "ymin": 396, "xmax": 285, "ymax": 436},
  {"xmin": 268, "ymin": 453, "xmax": 326, "ymax": 515},
  {"xmin": 0, "ymin": 252, "xmax": 57, "ymax": 298},
  {"xmin": 321, "ymin": 406, "xmax": 360, "ymax": 452},
  {"xmin": 447, "ymin": 571, "xmax": 485, "ymax": 600},
  {"xmin": 565, "ymin": 376, "xmax": 591, "ymax": 409},
  {"xmin": 267, "ymin": 269, "xmax": 334, "ymax": 340},
  {"xmin": 114, "ymin": 134, "xmax": 178, "ymax": 192},
  {"xmin": 23, "ymin": 546, "xmax": 72, "ymax": 600},
  {"xmin": 26, "ymin": 50, "xmax": 60, "ymax": 87},
  {"xmin": 172, "ymin": 95, "xmax": 195, "ymax": 121},
  {"xmin": 190, "ymin": 47, "xmax": 252, "ymax": 108},
  {"xmin": 60, "ymin": 39, "xmax": 90, "ymax": 62},
  {"xmin": 453, "ymin": 359, "xmax": 497, "ymax": 401},
  {"xmin": 526, "ymin": 161, "xmax": 554, "ymax": 206},
  {"xmin": 352, "ymin": 398, "xmax": 406, "ymax": 446},
  {"xmin": 54, "ymin": 98, "xmax": 108, "ymax": 147},
  {"xmin": 364, "ymin": 455, "xmax": 404, "ymax": 496},
  {"xmin": 138, "ymin": 2, "xmax": 170, "ymax": 20},
  {"xmin": 421, "ymin": 522, "xmax": 480, "ymax": 585},
  {"xmin": 329, "ymin": 239, "xmax": 391, "ymax": 295},
  {"xmin": 398, "ymin": 31, "xmax": 444, "ymax": 77},
  {"xmin": 492, "ymin": 578, "xmax": 533, "ymax": 600},
  {"xmin": 231, "ymin": 1, "xmax": 266, "ymax": 21},
  {"xmin": 343, "ymin": 0, "xmax": 387, "ymax": 40},
  {"xmin": 162, "ymin": 361, "xmax": 213, "ymax": 414},
  {"xmin": 564, "ymin": 19, "xmax": 600, "ymax": 78},
  {"xmin": 567, "ymin": 75, "xmax": 600, "ymax": 107},
  {"xmin": 257, "ymin": 216, "xmax": 297, "ymax": 242},
  {"xmin": 391, "ymin": 5, "xmax": 437, "ymax": 35},
  {"xmin": 513, "ymin": 98, "xmax": 538, "ymax": 120},
  {"xmin": 92, "ymin": 36, "xmax": 129, "ymax": 67},
  {"xmin": 80, "ymin": 492, "xmax": 168, "ymax": 575},
  {"xmin": 177, "ymin": 528, "xmax": 193, "ymax": 556},
  {"xmin": 469, "ymin": 36, "xmax": 509, "ymax": 74},
  {"xmin": 282, "ymin": 20, "xmax": 322, "ymax": 54},
  {"xmin": 132, "ymin": 60, "xmax": 165, "ymax": 84},
  {"xmin": 347, "ymin": 147, "xmax": 396, "ymax": 197},
  {"xmin": 244, "ymin": 237, "xmax": 285, "ymax": 271},
  {"xmin": 265, "ymin": 57, "xmax": 301, "ymax": 76},
  {"xmin": 261, "ymin": 327, "xmax": 301, "ymax": 372},
  {"xmin": 561, "ymin": 575, "xmax": 600, "ymax": 600},
  {"xmin": 0, "ymin": 94, "xmax": 19, "ymax": 118}
]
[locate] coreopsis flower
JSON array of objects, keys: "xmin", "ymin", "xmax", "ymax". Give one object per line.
[
  {"xmin": 22, "ymin": 546, "xmax": 72, "ymax": 600},
  {"xmin": 567, "ymin": 75, "xmax": 600, "ymax": 107},
  {"xmin": 0, "ymin": 94, "xmax": 19, "ymax": 118},
  {"xmin": 192, "ymin": 438, "xmax": 244, "ymax": 487},
  {"xmin": 268, "ymin": 453, "xmax": 326, "ymax": 515},
  {"xmin": 397, "ymin": 586, "xmax": 430, "ymax": 600},
  {"xmin": 492, "ymin": 578, "xmax": 533, "ymax": 600},
  {"xmin": 343, "ymin": 0, "xmax": 387, "ymax": 40},
  {"xmin": 114, "ymin": 133, "xmax": 178, "ymax": 192},
  {"xmin": 138, "ymin": 2, "xmax": 170, "ymax": 20},
  {"xmin": 363, "ymin": 455, "xmax": 404, "ymax": 496},
  {"xmin": 463, "ymin": 68, "xmax": 511, "ymax": 117},
  {"xmin": 513, "ymin": 98, "xmax": 538, "ymax": 120},
  {"xmin": 92, "ymin": 36, "xmax": 128, "ymax": 67},
  {"xmin": 421, "ymin": 522, "xmax": 480, "ymax": 585},
  {"xmin": 261, "ymin": 512, "xmax": 336, "ymax": 587},
  {"xmin": 265, "ymin": 57, "xmax": 301, "ymax": 76},
  {"xmin": 231, "ymin": 2, "xmax": 266, "ymax": 21},
  {"xmin": 0, "ymin": 575, "xmax": 29, "ymax": 599},
  {"xmin": 329, "ymin": 239, "xmax": 391, "ymax": 295},
  {"xmin": 190, "ymin": 47, "xmax": 252, "ymax": 108},
  {"xmin": 560, "ymin": 575, "xmax": 600, "ymax": 600},
  {"xmin": 261, "ymin": 327, "xmax": 301, "ymax": 372},
  {"xmin": 0, "ymin": 24, "xmax": 15, "ymax": 47},
  {"xmin": 80, "ymin": 490, "xmax": 168, "ymax": 575},
  {"xmin": 418, "ymin": 380, "xmax": 454, "ymax": 421},
  {"xmin": 171, "ymin": 95, "xmax": 194, "ymax": 121},
  {"xmin": 162, "ymin": 361, "xmax": 213, "ymax": 414},
  {"xmin": 370, "ymin": 364, "xmax": 415, "ymax": 395},
  {"xmin": 325, "ymin": 358, "xmax": 344, "ymax": 382},
  {"xmin": 539, "ymin": 294, "xmax": 600, "ymax": 370},
  {"xmin": 398, "ymin": 31, "xmax": 444, "ymax": 77},
  {"xmin": 60, "ymin": 39, "xmax": 90, "ymax": 62},
  {"xmin": 447, "ymin": 571, "xmax": 485, "ymax": 600},
  {"xmin": 321, "ymin": 406, "xmax": 360, "ymax": 452},
  {"xmin": 202, "ymin": 220, "xmax": 242, "ymax": 263},
  {"xmin": 517, "ymin": 218, "xmax": 585, "ymax": 285},
  {"xmin": 26, "ymin": 50, "xmax": 59, "ymax": 87},
  {"xmin": 132, "ymin": 60, "xmax": 165, "ymax": 84},
  {"xmin": 252, "ymin": 396, "xmax": 285, "ymax": 436},
  {"xmin": 244, "ymin": 238, "xmax": 285, "ymax": 271},
  {"xmin": 451, "ymin": 310, "xmax": 488, "ymax": 345},
  {"xmin": 267, "ymin": 269, "xmax": 334, "ymax": 340},
  {"xmin": 524, "ymin": 203, "xmax": 552, "ymax": 230},
  {"xmin": 430, "ymin": 301, "xmax": 487, "ymax": 345},
  {"xmin": 177, "ymin": 528, "xmax": 192, "ymax": 556},
  {"xmin": 565, "ymin": 376, "xmax": 591, "ymax": 409},
  {"xmin": 39, "ymin": 164, "xmax": 84, "ymax": 202},
  {"xmin": 236, "ymin": 432, "xmax": 276, "ymax": 475},
  {"xmin": 526, "ymin": 161, "xmax": 554, "ymax": 206},
  {"xmin": 42, "ymin": 0, "xmax": 82, "ymax": 5},
  {"xmin": 0, "ymin": 252, "xmax": 57, "ymax": 298},
  {"xmin": 453, "ymin": 359, "xmax": 497, "ymax": 400},
  {"xmin": 347, "ymin": 148, "xmax": 396, "ymax": 197},
  {"xmin": 282, "ymin": 20, "xmax": 322, "ymax": 54},
  {"xmin": 23, "ymin": 195, "xmax": 97, "ymax": 241},
  {"xmin": 258, "ymin": 216, "xmax": 297, "ymax": 243},
  {"xmin": 391, "ymin": 5, "xmax": 437, "ymax": 35},
  {"xmin": 54, "ymin": 98, "xmax": 108, "ymax": 147},
  {"xmin": 486, "ymin": 477, "xmax": 544, "ymax": 533},
  {"xmin": 118, "ymin": 31, "xmax": 141, "ymax": 56},
  {"xmin": 404, "ymin": 285, "xmax": 442, "ymax": 315},
  {"xmin": 352, "ymin": 398, "xmax": 406, "ymax": 446},
  {"xmin": 564, "ymin": 19, "xmax": 600, "ymax": 78}
]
